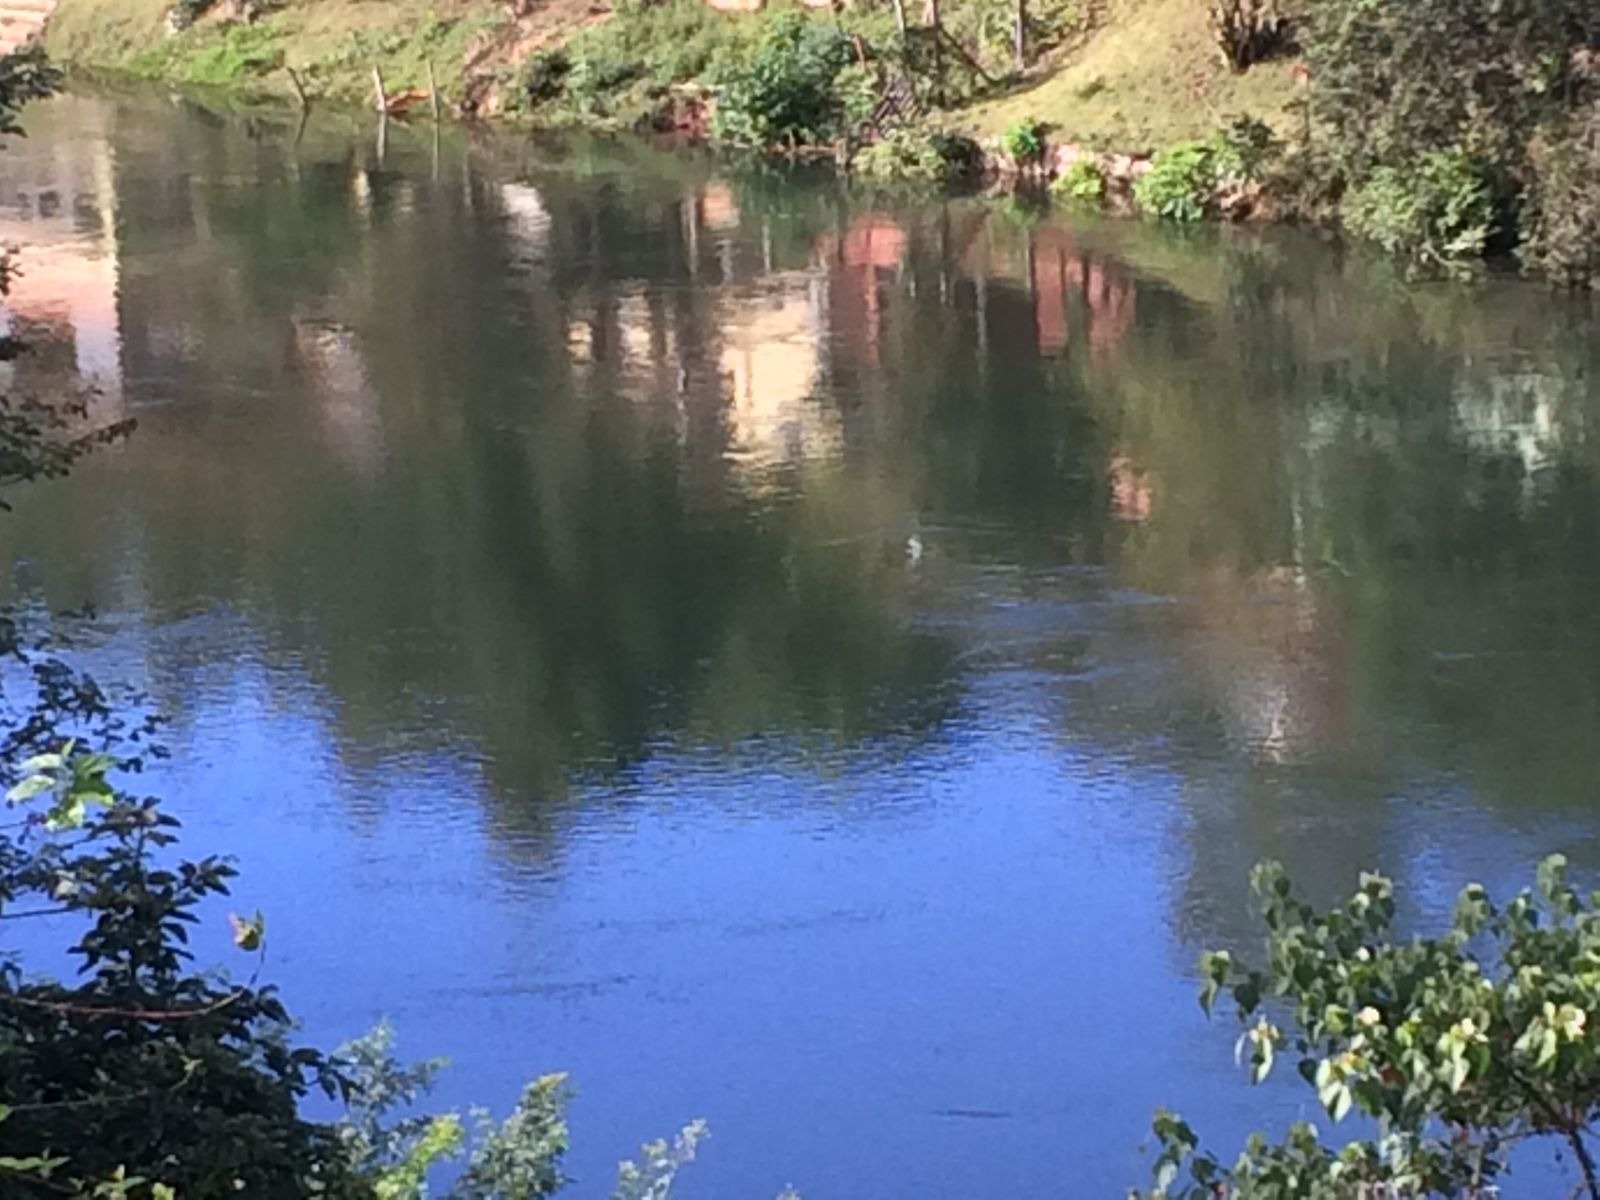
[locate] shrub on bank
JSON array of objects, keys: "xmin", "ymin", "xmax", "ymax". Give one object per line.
[
  {"xmin": 852, "ymin": 125, "xmax": 981, "ymax": 183},
  {"xmin": 1295, "ymin": 0, "xmax": 1598, "ymax": 282},
  {"xmin": 1001, "ymin": 115, "xmax": 1047, "ymax": 164},
  {"xmin": 1341, "ymin": 151, "xmax": 1495, "ymax": 277},
  {"xmin": 712, "ymin": 10, "xmax": 853, "ymax": 146},
  {"xmin": 1132, "ymin": 139, "xmax": 1218, "ymax": 222},
  {"xmin": 1520, "ymin": 115, "xmax": 1600, "ymax": 289},
  {"xmin": 521, "ymin": 0, "xmax": 754, "ymax": 125},
  {"xmin": 1051, "ymin": 155, "xmax": 1105, "ymax": 203},
  {"xmin": 1210, "ymin": 115, "xmax": 1279, "ymax": 188}
]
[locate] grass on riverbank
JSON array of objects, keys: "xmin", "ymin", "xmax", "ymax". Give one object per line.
[
  {"xmin": 966, "ymin": 0, "xmax": 1299, "ymax": 149},
  {"xmin": 46, "ymin": 0, "xmax": 504, "ymax": 106},
  {"xmin": 46, "ymin": 0, "xmax": 1296, "ymax": 148}
]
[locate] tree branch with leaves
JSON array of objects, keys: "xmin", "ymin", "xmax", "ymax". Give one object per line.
[{"xmin": 1138, "ymin": 856, "xmax": 1600, "ymax": 1199}]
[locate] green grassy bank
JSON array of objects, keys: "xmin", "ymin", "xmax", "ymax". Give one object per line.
[
  {"xmin": 42, "ymin": 0, "xmax": 1284, "ymax": 145},
  {"xmin": 43, "ymin": 0, "xmax": 507, "ymax": 108}
]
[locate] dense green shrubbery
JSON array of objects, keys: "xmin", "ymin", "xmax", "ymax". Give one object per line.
[
  {"xmin": 1304, "ymin": 0, "xmax": 1591, "ymax": 177},
  {"xmin": 517, "ymin": 0, "xmax": 1076, "ymax": 145},
  {"xmin": 1341, "ymin": 151, "xmax": 1495, "ymax": 276},
  {"xmin": 1050, "ymin": 155, "xmax": 1104, "ymax": 203},
  {"xmin": 852, "ymin": 125, "xmax": 981, "ymax": 183},
  {"xmin": 524, "ymin": 1, "xmax": 869, "ymax": 142},
  {"xmin": 1139, "ymin": 857, "xmax": 1600, "ymax": 1200},
  {"xmin": 522, "ymin": 49, "xmax": 571, "ymax": 106},
  {"xmin": 711, "ymin": 10, "xmax": 852, "ymax": 146},
  {"xmin": 1298, "ymin": 0, "xmax": 1599, "ymax": 280},
  {"xmin": 128, "ymin": 19, "xmax": 284, "ymax": 87},
  {"xmin": 1520, "ymin": 114, "xmax": 1600, "ymax": 287},
  {"xmin": 0, "ymin": 748, "xmax": 371, "ymax": 1199},
  {"xmin": 519, "ymin": 0, "xmax": 750, "ymax": 123},
  {"xmin": 1133, "ymin": 139, "xmax": 1218, "ymax": 222},
  {"xmin": 1131, "ymin": 120, "xmax": 1281, "ymax": 222},
  {"xmin": 1209, "ymin": 115, "xmax": 1278, "ymax": 187},
  {"xmin": 1001, "ymin": 115, "xmax": 1046, "ymax": 163}
]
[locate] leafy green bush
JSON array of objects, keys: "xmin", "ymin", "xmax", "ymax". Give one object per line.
[
  {"xmin": 1520, "ymin": 118, "xmax": 1600, "ymax": 289},
  {"xmin": 564, "ymin": 51, "xmax": 643, "ymax": 117},
  {"xmin": 336, "ymin": 1023, "xmax": 725, "ymax": 1200},
  {"xmin": 1342, "ymin": 150, "xmax": 1494, "ymax": 275},
  {"xmin": 1303, "ymin": 0, "xmax": 1592, "ymax": 177},
  {"xmin": 833, "ymin": 60, "xmax": 881, "ymax": 136},
  {"xmin": 1138, "ymin": 856, "xmax": 1600, "ymax": 1200},
  {"xmin": 1051, "ymin": 156, "xmax": 1104, "ymax": 203},
  {"xmin": 130, "ymin": 20, "xmax": 283, "ymax": 87},
  {"xmin": 0, "ymin": 45, "xmax": 60, "ymax": 142},
  {"xmin": 852, "ymin": 126, "xmax": 980, "ymax": 183},
  {"xmin": 1210, "ymin": 115, "xmax": 1279, "ymax": 186},
  {"xmin": 542, "ymin": 0, "xmax": 754, "ymax": 124},
  {"xmin": 522, "ymin": 49, "xmax": 571, "ymax": 107},
  {"xmin": 1133, "ymin": 140, "xmax": 1218, "ymax": 222},
  {"xmin": 1001, "ymin": 115, "xmax": 1046, "ymax": 163},
  {"xmin": 711, "ymin": 9, "xmax": 852, "ymax": 146},
  {"xmin": 0, "ymin": 744, "xmax": 371, "ymax": 1199}
]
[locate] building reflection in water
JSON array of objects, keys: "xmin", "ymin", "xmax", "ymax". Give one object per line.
[
  {"xmin": 1027, "ymin": 227, "xmax": 1137, "ymax": 361},
  {"xmin": 0, "ymin": 96, "xmax": 123, "ymax": 431}
]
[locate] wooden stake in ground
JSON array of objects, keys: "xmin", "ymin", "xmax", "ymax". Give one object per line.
[
  {"xmin": 427, "ymin": 60, "xmax": 441, "ymax": 121},
  {"xmin": 371, "ymin": 65, "xmax": 388, "ymax": 114},
  {"xmin": 1014, "ymin": 0, "xmax": 1027, "ymax": 68}
]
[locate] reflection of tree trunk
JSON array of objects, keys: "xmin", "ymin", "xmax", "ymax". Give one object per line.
[
  {"xmin": 975, "ymin": 269, "xmax": 988, "ymax": 379},
  {"xmin": 937, "ymin": 206, "xmax": 948, "ymax": 306}
]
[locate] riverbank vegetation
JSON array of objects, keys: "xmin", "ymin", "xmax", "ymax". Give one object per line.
[
  {"xmin": 43, "ymin": 0, "xmax": 502, "ymax": 108},
  {"xmin": 1140, "ymin": 857, "xmax": 1600, "ymax": 1200},
  {"xmin": 38, "ymin": 0, "xmax": 1600, "ymax": 283}
]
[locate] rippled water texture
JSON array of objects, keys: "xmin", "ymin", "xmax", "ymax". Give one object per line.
[{"xmin": 5, "ymin": 89, "xmax": 1600, "ymax": 1197}]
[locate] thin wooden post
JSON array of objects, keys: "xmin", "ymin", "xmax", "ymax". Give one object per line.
[
  {"xmin": 427, "ymin": 60, "xmax": 441, "ymax": 121},
  {"xmin": 928, "ymin": 0, "xmax": 943, "ymax": 106},
  {"xmin": 1014, "ymin": 0, "xmax": 1027, "ymax": 69},
  {"xmin": 371, "ymin": 65, "xmax": 388, "ymax": 114},
  {"xmin": 891, "ymin": 0, "xmax": 906, "ymax": 38}
]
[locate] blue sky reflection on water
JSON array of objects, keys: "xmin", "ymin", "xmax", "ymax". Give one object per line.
[{"xmin": 6, "ymin": 88, "xmax": 1600, "ymax": 1197}]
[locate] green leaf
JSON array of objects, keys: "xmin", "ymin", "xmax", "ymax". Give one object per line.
[
  {"xmin": 4, "ymin": 775, "xmax": 53, "ymax": 804},
  {"xmin": 1539, "ymin": 1025, "xmax": 1559, "ymax": 1069},
  {"xmin": 1330, "ymin": 1084, "xmax": 1352, "ymax": 1122},
  {"xmin": 16, "ymin": 750, "xmax": 64, "ymax": 773}
]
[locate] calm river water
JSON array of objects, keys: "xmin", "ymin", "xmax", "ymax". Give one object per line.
[{"xmin": 5, "ymin": 89, "xmax": 1600, "ymax": 1197}]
